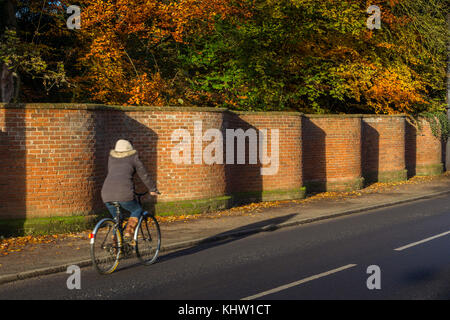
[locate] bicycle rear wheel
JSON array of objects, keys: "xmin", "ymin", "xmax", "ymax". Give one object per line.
[
  {"xmin": 135, "ymin": 214, "xmax": 161, "ymax": 265},
  {"xmin": 90, "ymin": 219, "xmax": 122, "ymax": 274}
]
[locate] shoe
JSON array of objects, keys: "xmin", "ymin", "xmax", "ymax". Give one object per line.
[{"xmin": 124, "ymin": 217, "xmax": 139, "ymax": 239}]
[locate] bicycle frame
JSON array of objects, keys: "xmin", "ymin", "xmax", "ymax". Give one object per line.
[
  {"xmin": 90, "ymin": 191, "xmax": 160, "ymax": 274},
  {"xmin": 90, "ymin": 192, "xmax": 149, "ymax": 243},
  {"xmin": 90, "ymin": 205, "xmax": 124, "ymax": 241}
]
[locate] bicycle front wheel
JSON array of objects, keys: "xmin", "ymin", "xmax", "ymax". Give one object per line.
[
  {"xmin": 135, "ymin": 214, "xmax": 161, "ymax": 265},
  {"xmin": 90, "ymin": 219, "xmax": 122, "ymax": 274}
]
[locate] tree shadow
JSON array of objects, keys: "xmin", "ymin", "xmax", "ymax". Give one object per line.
[
  {"xmin": 405, "ymin": 120, "xmax": 417, "ymax": 178},
  {"xmin": 302, "ymin": 118, "xmax": 327, "ymax": 193},
  {"xmin": 362, "ymin": 122, "xmax": 380, "ymax": 184},
  {"xmin": 92, "ymin": 110, "xmax": 158, "ymax": 219},
  {"xmin": 223, "ymin": 112, "xmax": 263, "ymax": 206},
  {"xmin": 0, "ymin": 105, "xmax": 26, "ymax": 237},
  {"xmin": 155, "ymin": 213, "xmax": 297, "ymax": 264}
]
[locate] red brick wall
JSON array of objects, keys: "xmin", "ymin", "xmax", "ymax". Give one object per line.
[
  {"xmin": 302, "ymin": 115, "xmax": 363, "ymax": 191},
  {"xmin": 406, "ymin": 118, "xmax": 443, "ymax": 176},
  {"xmin": 0, "ymin": 105, "xmax": 444, "ymax": 219},
  {"xmin": 225, "ymin": 112, "xmax": 303, "ymax": 194},
  {"xmin": 0, "ymin": 108, "xmax": 100, "ymax": 219},
  {"xmin": 0, "ymin": 105, "xmax": 304, "ymax": 219},
  {"xmin": 362, "ymin": 116, "xmax": 406, "ymax": 181}
]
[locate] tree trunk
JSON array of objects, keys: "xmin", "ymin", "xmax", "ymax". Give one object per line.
[
  {"xmin": 0, "ymin": 0, "xmax": 17, "ymax": 103},
  {"xmin": 0, "ymin": 0, "xmax": 17, "ymax": 30},
  {"xmin": 0, "ymin": 63, "xmax": 15, "ymax": 102}
]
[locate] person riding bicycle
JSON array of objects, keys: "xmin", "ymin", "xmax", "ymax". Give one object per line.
[{"xmin": 101, "ymin": 139, "xmax": 159, "ymax": 239}]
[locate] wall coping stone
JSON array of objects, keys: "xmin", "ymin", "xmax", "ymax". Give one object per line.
[
  {"xmin": 305, "ymin": 114, "xmax": 406, "ymax": 118},
  {"xmin": 0, "ymin": 104, "xmax": 406, "ymax": 118},
  {"xmin": 361, "ymin": 114, "xmax": 406, "ymax": 118},
  {"xmin": 0, "ymin": 103, "xmax": 227, "ymax": 113}
]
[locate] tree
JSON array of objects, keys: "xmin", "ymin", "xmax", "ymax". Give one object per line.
[
  {"xmin": 4, "ymin": 0, "xmax": 448, "ymax": 114},
  {"xmin": 179, "ymin": 0, "xmax": 449, "ymax": 114},
  {"xmin": 0, "ymin": 0, "xmax": 69, "ymax": 103},
  {"xmin": 0, "ymin": 0, "xmax": 18, "ymax": 102},
  {"xmin": 69, "ymin": 0, "xmax": 249, "ymax": 105}
]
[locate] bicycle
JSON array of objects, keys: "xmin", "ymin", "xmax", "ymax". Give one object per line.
[{"xmin": 89, "ymin": 191, "xmax": 161, "ymax": 275}]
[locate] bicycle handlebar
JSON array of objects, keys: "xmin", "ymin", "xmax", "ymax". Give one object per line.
[
  {"xmin": 134, "ymin": 191, "xmax": 160, "ymax": 206},
  {"xmin": 134, "ymin": 190, "xmax": 161, "ymax": 197}
]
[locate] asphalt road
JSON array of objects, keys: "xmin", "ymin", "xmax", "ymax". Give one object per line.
[{"xmin": 1, "ymin": 193, "xmax": 450, "ymax": 300}]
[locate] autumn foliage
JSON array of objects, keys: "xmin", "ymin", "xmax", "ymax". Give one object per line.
[
  {"xmin": 70, "ymin": 0, "xmax": 250, "ymax": 106},
  {"xmin": 4, "ymin": 0, "xmax": 449, "ymax": 115}
]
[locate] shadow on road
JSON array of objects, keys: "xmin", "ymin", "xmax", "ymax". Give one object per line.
[
  {"xmin": 117, "ymin": 213, "xmax": 297, "ymax": 272},
  {"xmin": 157, "ymin": 213, "xmax": 298, "ymax": 263}
]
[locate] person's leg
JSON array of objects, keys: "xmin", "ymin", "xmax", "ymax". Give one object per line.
[
  {"xmin": 119, "ymin": 200, "xmax": 143, "ymax": 219},
  {"xmin": 119, "ymin": 200, "xmax": 143, "ymax": 238},
  {"xmin": 104, "ymin": 203, "xmax": 119, "ymax": 242},
  {"xmin": 105, "ymin": 202, "xmax": 118, "ymax": 218}
]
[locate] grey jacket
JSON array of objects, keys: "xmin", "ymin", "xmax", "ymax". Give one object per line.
[{"xmin": 101, "ymin": 150, "xmax": 157, "ymax": 203}]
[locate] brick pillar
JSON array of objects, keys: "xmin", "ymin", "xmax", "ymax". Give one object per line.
[
  {"xmin": 151, "ymin": 110, "xmax": 228, "ymax": 202},
  {"xmin": 0, "ymin": 107, "xmax": 101, "ymax": 218},
  {"xmin": 225, "ymin": 111, "xmax": 304, "ymax": 203},
  {"xmin": 303, "ymin": 115, "xmax": 364, "ymax": 192},
  {"xmin": 362, "ymin": 115, "xmax": 407, "ymax": 183},
  {"xmin": 406, "ymin": 117, "xmax": 443, "ymax": 177}
]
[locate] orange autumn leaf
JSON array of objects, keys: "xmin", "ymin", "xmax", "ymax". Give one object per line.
[{"xmin": 66, "ymin": 0, "xmax": 249, "ymax": 106}]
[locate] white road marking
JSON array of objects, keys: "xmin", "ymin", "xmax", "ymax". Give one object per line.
[
  {"xmin": 241, "ymin": 264, "xmax": 357, "ymax": 300},
  {"xmin": 394, "ymin": 230, "xmax": 450, "ymax": 251}
]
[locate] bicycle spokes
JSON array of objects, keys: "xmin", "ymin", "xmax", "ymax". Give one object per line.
[
  {"xmin": 90, "ymin": 219, "xmax": 121, "ymax": 275},
  {"xmin": 135, "ymin": 215, "xmax": 161, "ymax": 265}
]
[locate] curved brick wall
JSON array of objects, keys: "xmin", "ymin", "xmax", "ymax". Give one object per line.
[
  {"xmin": 90, "ymin": 108, "xmax": 230, "ymax": 204},
  {"xmin": 406, "ymin": 118, "xmax": 444, "ymax": 177},
  {"xmin": 0, "ymin": 106, "xmax": 231, "ymax": 218},
  {"xmin": 0, "ymin": 108, "xmax": 99, "ymax": 219},
  {"xmin": 0, "ymin": 105, "xmax": 444, "ymax": 223},
  {"xmin": 152, "ymin": 110, "xmax": 227, "ymax": 202},
  {"xmin": 225, "ymin": 112, "xmax": 304, "ymax": 203},
  {"xmin": 303, "ymin": 115, "xmax": 363, "ymax": 192},
  {"xmin": 362, "ymin": 116, "xmax": 407, "ymax": 183},
  {"xmin": 0, "ymin": 105, "xmax": 305, "ymax": 219}
]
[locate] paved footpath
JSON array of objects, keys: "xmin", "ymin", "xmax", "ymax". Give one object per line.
[{"xmin": 1, "ymin": 174, "xmax": 450, "ymax": 284}]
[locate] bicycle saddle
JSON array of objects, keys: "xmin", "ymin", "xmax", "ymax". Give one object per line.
[{"xmin": 110, "ymin": 202, "xmax": 121, "ymax": 208}]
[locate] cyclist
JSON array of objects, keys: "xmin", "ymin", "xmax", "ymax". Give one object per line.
[{"xmin": 101, "ymin": 139, "xmax": 159, "ymax": 239}]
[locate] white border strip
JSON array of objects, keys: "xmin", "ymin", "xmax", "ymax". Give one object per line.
[
  {"xmin": 394, "ymin": 230, "xmax": 450, "ymax": 251},
  {"xmin": 241, "ymin": 264, "xmax": 357, "ymax": 300}
]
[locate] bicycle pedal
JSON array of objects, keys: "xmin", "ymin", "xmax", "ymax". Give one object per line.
[{"xmin": 123, "ymin": 238, "xmax": 136, "ymax": 247}]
